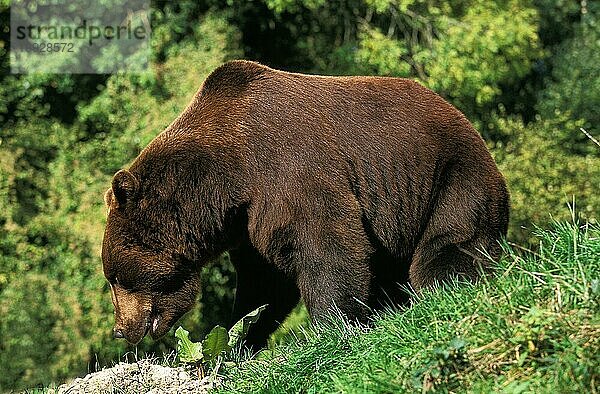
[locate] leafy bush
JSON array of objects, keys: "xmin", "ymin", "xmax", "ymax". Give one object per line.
[
  {"xmin": 492, "ymin": 117, "xmax": 599, "ymax": 244},
  {"xmin": 537, "ymin": 16, "xmax": 600, "ymax": 153},
  {"xmin": 0, "ymin": 220, "xmax": 105, "ymax": 390}
]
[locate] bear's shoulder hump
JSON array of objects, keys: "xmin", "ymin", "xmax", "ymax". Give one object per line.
[{"xmin": 200, "ymin": 60, "xmax": 270, "ymax": 97}]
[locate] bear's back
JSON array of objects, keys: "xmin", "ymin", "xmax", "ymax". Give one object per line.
[{"xmin": 195, "ymin": 61, "xmax": 487, "ymax": 165}]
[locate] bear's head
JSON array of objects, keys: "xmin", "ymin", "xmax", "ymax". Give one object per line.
[{"xmin": 102, "ymin": 169, "xmax": 201, "ymax": 344}]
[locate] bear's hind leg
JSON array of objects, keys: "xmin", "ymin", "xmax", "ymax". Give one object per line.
[
  {"xmin": 408, "ymin": 169, "xmax": 507, "ymax": 291},
  {"xmin": 409, "ymin": 231, "xmax": 500, "ymax": 291}
]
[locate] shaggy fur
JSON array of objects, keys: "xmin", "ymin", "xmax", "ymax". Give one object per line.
[{"xmin": 102, "ymin": 60, "xmax": 509, "ymax": 347}]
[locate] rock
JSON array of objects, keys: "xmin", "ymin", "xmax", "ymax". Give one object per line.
[{"xmin": 54, "ymin": 359, "xmax": 218, "ymax": 394}]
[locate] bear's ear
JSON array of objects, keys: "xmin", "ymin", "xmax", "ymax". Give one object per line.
[{"xmin": 111, "ymin": 169, "xmax": 139, "ymax": 209}]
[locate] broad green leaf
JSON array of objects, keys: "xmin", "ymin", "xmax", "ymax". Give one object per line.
[
  {"xmin": 202, "ymin": 325, "xmax": 231, "ymax": 363},
  {"xmin": 228, "ymin": 304, "xmax": 268, "ymax": 348},
  {"xmin": 175, "ymin": 326, "xmax": 203, "ymax": 364}
]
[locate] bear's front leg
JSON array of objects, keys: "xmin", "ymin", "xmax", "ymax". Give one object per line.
[
  {"xmin": 287, "ymin": 219, "xmax": 373, "ymax": 323},
  {"xmin": 229, "ymin": 244, "xmax": 300, "ymax": 350},
  {"xmin": 296, "ymin": 258, "xmax": 372, "ymax": 324},
  {"xmin": 276, "ymin": 208, "xmax": 374, "ymax": 324},
  {"xmin": 247, "ymin": 194, "xmax": 374, "ymax": 329}
]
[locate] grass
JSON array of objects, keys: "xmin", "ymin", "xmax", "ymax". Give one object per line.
[{"xmin": 217, "ymin": 218, "xmax": 600, "ymax": 393}]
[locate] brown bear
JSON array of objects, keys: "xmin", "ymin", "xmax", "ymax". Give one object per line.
[{"xmin": 102, "ymin": 60, "xmax": 509, "ymax": 347}]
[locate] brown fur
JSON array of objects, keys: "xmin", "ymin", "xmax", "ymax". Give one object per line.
[{"xmin": 102, "ymin": 60, "xmax": 509, "ymax": 346}]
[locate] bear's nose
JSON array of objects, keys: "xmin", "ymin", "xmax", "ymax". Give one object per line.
[{"xmin": 113, "ymin": 328, "xmax": 125, "ymax": 339}]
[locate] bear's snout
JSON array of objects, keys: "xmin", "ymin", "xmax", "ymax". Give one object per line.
[
  {"xmin": 112, "ymin": 315, "xmax": 151, "ymax": 344},
  {"xmin": 109, "ymin": 284, "xmax": 153, "ymax": 344}
]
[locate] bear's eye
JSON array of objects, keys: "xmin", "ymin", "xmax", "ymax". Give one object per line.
[
  {"xmin": 113, "ymin": 275, "xmax": 142, "ymax": 292},
  {"xmin": 104, "ymin": 267, "xmax": 118, "ymax": 285},
  {"xmin": 109, "ymin": 265, "xmax": 140, "ymax": 291},
  {"xmin": 147, "ymin": 269, "xmax": 189, "ymax": 293}
]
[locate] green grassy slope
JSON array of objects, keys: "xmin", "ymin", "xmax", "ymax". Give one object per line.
[{"xmin": 219, "ymin": 219, "xmax": 600, "ymax": 393}]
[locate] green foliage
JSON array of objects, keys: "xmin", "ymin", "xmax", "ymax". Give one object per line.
[
  {"xmin": 355, "ymin": 26, "xmax": 411, "ymax": 76},
  {"xmin": 202, "ymin": 326, "xmax": 231, "ymax": 363},
  {"xmin": 175, "ymin": 305, "xmax": 267, "ymax": 365},
  {"xmin": 509, "ymin": 306, "xmax": 561, "ymax": 368},
  {"xmin": 534, "ymin": 0, "xmax": 582, "ymax": 45},
  {"xmin": 268, "ymin": 303, "xmax": 310, "ymax": 347},
  {"xmin": 220, "ymin": 218, "xmax": 600, "ymax": 393},
  {"xmin": 424, "ymin": 1, "xmax": 541, "ymax": 116},
  {"xmin": 0, "ymin": 274, "xmax": 92, "ymax": 388},
  {"xmin": 0, "ymin": 213, "xmax": 112, "ymax": 390},
  {"xmin": 411, "ymin": 337, "xmax": 469, "ymax": 392},
  {"xmin": 537, "ymin": 16, "xmax": 600, "ymax": 148},
  {"xmin": 175, "ymin": 327, "xmax": 204, "ymax": 364},
  {"xmin": 358, "ymin": 0, "xmax": 542, "ymax": 110},
  {"xmin": 492, "ymin": 116, "xmax": 599, "ymax": 244},
  {"xmin": 0, "ymin": 147, "xmax": 16, "ymax": 230}
]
